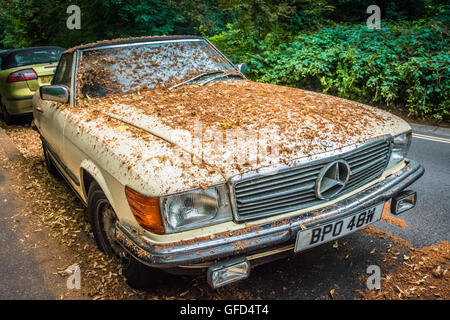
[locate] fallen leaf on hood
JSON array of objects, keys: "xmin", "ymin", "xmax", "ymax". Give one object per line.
[
  {"xmin": 301, "ymin": 115, "xmax": 315, "ymax": 122},
  {"xmin": 222, "ymin": 120, "xmax": 232, "ymax": 129},
  {"xmin": 115, "ymin": 125, "xmax": 128, "ymax": 131},
  {"xmin": 432, "ymin": 266, "xmax": 443, "ymax": 278}
]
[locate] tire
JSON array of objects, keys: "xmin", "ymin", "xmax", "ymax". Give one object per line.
[
  {"xmin": 42, "ymin": 142, "xmax": 60, "ymax": 178},
  {"xmin": 87, "ymin": 182, "xmax": 162, "ymax": 289},
  {"xmin": 121, "ymin": 255, "xmax": 167, "ymax": 290},
  {"xmin": 0, "ymin": 97, "xmax": 12, "ymax": 125},
  {"xmin": 88, "ymin": 182, "xmax": 127, "ymax": 258}
]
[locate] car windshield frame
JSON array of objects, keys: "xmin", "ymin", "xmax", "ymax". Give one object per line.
[{"xmin": 74, "ymin": 38, "xmax": 240, "ymax": 100}]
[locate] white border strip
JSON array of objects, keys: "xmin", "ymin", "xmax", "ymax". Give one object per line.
[{"xmin": 412, "ymin": 133, "xmax": 450, "ymax": 144}]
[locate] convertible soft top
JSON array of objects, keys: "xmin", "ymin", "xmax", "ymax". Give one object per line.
[{"xmin": 1, "ymin": 46, "xmax": 64, "ymax": 70}]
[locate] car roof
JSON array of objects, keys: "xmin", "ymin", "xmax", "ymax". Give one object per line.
[{"xmin": 64, "ymin": 35, "xmax": 204, "ymax": 53}]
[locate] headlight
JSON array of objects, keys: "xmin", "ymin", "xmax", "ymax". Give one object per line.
[
  {"xmin": 160, "ymin": 184, "xmax": 232, "ymax": 233},
  {"xmin": 387, "ymin": 131, "xmax": 412, "ymax": 169}
]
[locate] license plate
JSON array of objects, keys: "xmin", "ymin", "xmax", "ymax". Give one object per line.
[
  {"xmin": 40, "ymin": 75, "xmax": 53, "ymax": 84},
  {"xmin": 294, "ymin": 203, "xmax": 385, "ymax": 252}
]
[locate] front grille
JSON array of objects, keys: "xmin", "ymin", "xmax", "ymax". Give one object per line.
[{"xmin": 232, "ymin": 138, "xmax": 391, "ymax": 221}]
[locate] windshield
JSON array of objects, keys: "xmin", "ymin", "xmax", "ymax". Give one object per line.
[
  {"xmin": 77, "ymin": 40, "xmax": 237, "ymax": 98},
  {"xmin": 13, "ymin": 48, "xmax": 64, "ymax": 67}
]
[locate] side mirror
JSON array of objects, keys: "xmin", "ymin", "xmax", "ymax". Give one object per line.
[
  {"xmin": 40, "ymin": 85, "xmax": 69, "ymax": 104},
  {"xmin": 236, "ymin": 63, "xmax": 249, "ymax": 75}
]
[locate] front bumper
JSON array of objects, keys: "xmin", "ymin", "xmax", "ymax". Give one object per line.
[{"xmin": 116, "ymin": 160, "xmax": 424, "ymax": 269}]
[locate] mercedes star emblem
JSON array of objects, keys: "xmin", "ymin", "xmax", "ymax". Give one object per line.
[{"xmin": 316, "ymin": 160, "xmax": 351, "ymax": 200}]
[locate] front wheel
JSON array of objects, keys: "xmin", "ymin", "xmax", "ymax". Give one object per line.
[
  {"xmin": 88, "ymin": 182, "xmax": 129, "ymax": 258},
  {"xmin": 87, "ymin": 182, "xmax": 162, "ymax": 289}
]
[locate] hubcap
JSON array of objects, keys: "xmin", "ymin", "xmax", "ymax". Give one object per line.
[{"xmin": 100, "ymin": 202, "xmax": 128, "ymax": 259}]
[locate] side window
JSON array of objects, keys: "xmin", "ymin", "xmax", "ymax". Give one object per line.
[{"xmin": 53, "ymin": 53, "xmax": 73, "ymax": 87}]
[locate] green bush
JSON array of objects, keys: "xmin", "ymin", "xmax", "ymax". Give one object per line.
[
  {"xmin": 2, "ymin": 0, "xmax": 447, "ymax": 121},
  {"xmin": 211, "ymin": 21, "xmax": 449, "ymax": 121}
]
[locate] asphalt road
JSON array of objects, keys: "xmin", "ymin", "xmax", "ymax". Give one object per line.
[
  {"xmin": 0, "ymin": 120, "xmax": 448, "ymax": 299},
  {"xmin": 0, "ymin": 129, "xmax": 55, "ymax": 299},
  {"xmin": 375, "ymin": 124, "xmax": 450, "ymax": 247}
]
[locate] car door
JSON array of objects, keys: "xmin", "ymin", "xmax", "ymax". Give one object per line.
[
  {"xmin": 34, "ymin": 52, "xmax": 75, "ymax": 180},
  {"xmin": 61, "ymin": 50, "xmax": 87, "ymax": 196}
]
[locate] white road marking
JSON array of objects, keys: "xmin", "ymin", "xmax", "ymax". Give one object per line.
[{"xmin": 412, "ymin": 133, "xmax": 450, "ymax": 144}]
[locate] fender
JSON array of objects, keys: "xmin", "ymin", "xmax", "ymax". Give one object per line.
[
  {"xmin": 79, "ymin": 159, "xmax": 140, "ymax": 228},
  {"xmin": 80, "ymin": 159, "xmax": 117, "ymax": 210}
]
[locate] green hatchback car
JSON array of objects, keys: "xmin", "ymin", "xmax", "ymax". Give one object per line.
[{"xmin": 0, "ymin": 46, "xmax": 64, "ymax": 124}]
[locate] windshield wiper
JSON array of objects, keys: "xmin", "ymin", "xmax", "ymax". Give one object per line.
[
  {"xmin": 198, "ymin": 72, "xmax": 244, "ymax": 86},
  {"xmin": 168, "ymin": 70, "xmax": 243, "ymax": 90}
]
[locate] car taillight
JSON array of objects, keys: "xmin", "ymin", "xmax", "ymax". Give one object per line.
[{"xmin": 7, "ymin": 68, "xmax": 38, "ymax": 82}]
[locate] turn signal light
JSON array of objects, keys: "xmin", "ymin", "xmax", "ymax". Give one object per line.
[{"xmin": 125, "ymin": 186, "xmax": 165, "ymax": 234}]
